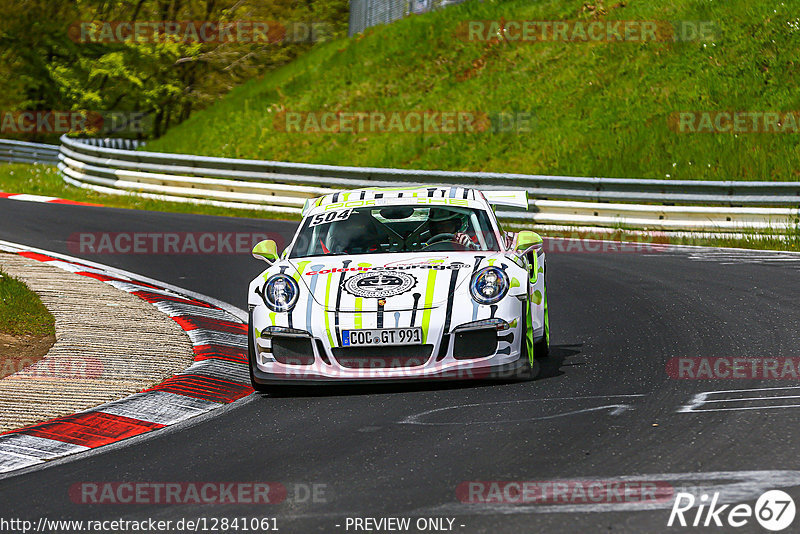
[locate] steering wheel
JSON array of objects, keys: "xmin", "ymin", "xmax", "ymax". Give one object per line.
[
  {"xmin": 427, "ymin": 233, "xmax": 456, "ymax": 245},
  {"xmin": 422, "ymin": 233, "xmax": 469, "ymax": 251}
]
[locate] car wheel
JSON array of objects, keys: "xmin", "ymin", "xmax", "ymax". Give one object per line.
[
  {"xmin": 534, "ymin": 335, "xmax": 550, "ymax": 360},
  {"xmin": 519, "ymin": 311, "xmax": 541, "ymax": 381},
  {"xmin": 534, "ymin": 283, "xmax": 555, "ymax": 377}
]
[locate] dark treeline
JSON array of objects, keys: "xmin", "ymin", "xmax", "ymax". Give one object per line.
[{"xmin": 0, "ymin": 0, "xmax": 348, "ymax": 141}]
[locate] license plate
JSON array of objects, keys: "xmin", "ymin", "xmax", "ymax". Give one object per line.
[{"xmin": 342, "ymin": 328, "xmax": 423, "ymax": 347}]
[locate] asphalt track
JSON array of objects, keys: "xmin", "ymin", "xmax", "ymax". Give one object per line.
[{"xmin": 2, "ymin": 198, "xmax": 800, "ymax": 533}]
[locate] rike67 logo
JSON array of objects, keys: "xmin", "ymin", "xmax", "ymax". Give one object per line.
[{"xmin": 668, "ymin": 490, "xmax": 796, "ymax": 531}]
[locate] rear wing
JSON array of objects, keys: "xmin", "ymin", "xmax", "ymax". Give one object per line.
[
  {"xmin": 302, "ymin": 190, "xmax": 529, "ymax": 216},
  {"xmin": 301, "ymin": 197, "xmax": 322, "ymax": 217},
  {"xmin": 481, "ymin": 190, "xmax": 529, "ymax": 210}
]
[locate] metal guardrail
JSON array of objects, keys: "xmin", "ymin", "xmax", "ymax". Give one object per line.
[
  {"xmin": 2, "ymin": 136, "xmax": 799, "ymax": 232},
  {"xmin": 72, "ymin": 138, "xmax": 144, "ymax": 150},
  {"xmin": 349, "ymin": 0, "xmax": 468, "ymax": 36},
  {"xmin": 56, "ymin": 136, "xmax": 800, "ymax": 208},
  {"xmin": 0, "ymin": 139, "xmax": 59, "ymax": 165}
]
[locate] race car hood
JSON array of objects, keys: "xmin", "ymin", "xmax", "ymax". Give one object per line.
[{"xmin": 287, "ymin": 252, "xmax": 515, "ymax": 312}]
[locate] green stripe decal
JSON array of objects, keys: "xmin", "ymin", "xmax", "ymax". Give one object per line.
[
  {"xmin": 543, "ymin": 283, "xmax": 550, "ymax": 345},
  {"xmin": 355, "ymin": 298, "xmax": 363, "ymax": 329},
  {"xmin": 324, "ymin": 273, "xmax": 335, "ymax": 346},
  {"xmin": 420, "ymin": 269, "xmax": 438, "ymax": 343},
  {"xmin": 293, "ymin": 261, "xmax": 310, "ymax": 282},
  {"xmin": 525, "ymin": 303, "xmax": 534, "ymax": 364},
  {"xmin": 529, "ymin": 255, "xmax": 540, "ymax": 284}
]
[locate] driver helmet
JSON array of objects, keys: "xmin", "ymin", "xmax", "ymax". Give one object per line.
[{"xmin": 428, "ymin": 208, "xmax": 465, "ymax": 233}]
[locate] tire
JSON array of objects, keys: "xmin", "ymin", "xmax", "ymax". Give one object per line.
[
  {"xmin": 518, "ymin": 354, "xmax": 541, "ymax": 381},
  {"xmin": 534, "ymin": 335, "xmax": 550, "ymax": 360},
  {"xmin": 533, "ymin": 278, "xmax": 553, "ymax": 377},
  {"xmin": 518, "ymin": 309, "xmax": 541, "ymax": 381},
  {"xmin": 534, "ymin": 270, "xmax": 550, "ymax": 361}
]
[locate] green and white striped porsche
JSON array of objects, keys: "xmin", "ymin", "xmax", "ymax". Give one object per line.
[{"xmin": 247, "ymin": 186, "xmax": 549, "ymax": 389}]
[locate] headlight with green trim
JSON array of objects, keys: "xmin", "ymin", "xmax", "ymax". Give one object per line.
[{"xmin": 470, "ymin": 267, "xmax": 509, "ymax": 305}]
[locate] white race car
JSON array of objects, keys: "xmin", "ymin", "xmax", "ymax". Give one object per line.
[{"xmin": 247, "ymin": 186, "xmax": 549, "ymax": 389}]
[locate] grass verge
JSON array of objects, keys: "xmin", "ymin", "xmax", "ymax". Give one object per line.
[
  {"xmin": 506, "ymin": 224, "xmax": 800, "ymax": 253},
  {"xmin": 0, "ymin": 269, "xmax": 54, "ymax": 337},
  {"xmin": 0, "ymin": 265, "xmax": 56, "ymax": 379}
]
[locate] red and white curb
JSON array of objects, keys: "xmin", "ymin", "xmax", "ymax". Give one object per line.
[
  {"xmin": 0, "ymin": 191, "xmax": 102, "ymax": 207},
  {"xmin": 0, "ymin": 241, "xmax": 252, "ymax": 474}
]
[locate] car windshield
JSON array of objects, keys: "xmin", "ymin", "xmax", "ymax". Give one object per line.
[{"xmin": 289, "ymin": 205, "xmax": 500, "ymax": 258}]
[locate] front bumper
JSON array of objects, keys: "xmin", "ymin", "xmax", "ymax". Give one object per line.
[
  {"xmin": 250, "ymin": 354, "xmax": 531, "ymax": 385},
  {"xmin": 250, "ymin": 306, "xmax": 530, "ymax": 384}
]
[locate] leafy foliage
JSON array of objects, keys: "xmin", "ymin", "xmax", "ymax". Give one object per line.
[{"xmin": 0, "ymin": 0, "xmax": 349, "ymax": 141}]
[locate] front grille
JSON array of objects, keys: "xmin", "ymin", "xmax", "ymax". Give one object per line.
[
  {"xmin": 333, "ymin": 345, "xmax": 433, "ymax": 368},
  {"xmin": 272, "ymin": 336, "xmax": 315, "ymax": 365},
  {"xmin": 453, "ymin": 328, "xmax": 498, "ymax": 359}
]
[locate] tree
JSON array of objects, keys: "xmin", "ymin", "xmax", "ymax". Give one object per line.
[{"xmin": 0, "ymin": 0, "xmax": 349, "ymax": 141}]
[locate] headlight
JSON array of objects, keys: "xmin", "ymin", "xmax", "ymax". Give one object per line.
[
  {"xmin": 470, "ymin": 267, "xmax": 509, "ymax": 305},
  {"xmin": 263, "ymin": 274, "xmax": 300, "ymax": 312}
]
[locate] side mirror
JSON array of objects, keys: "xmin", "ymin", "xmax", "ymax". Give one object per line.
[
  {"xmin": 516, "ymin": 231, "xmax": 542, "ymax": 282},
  {"xmin": 515, "ymin": 231, "xmax": 543, "ymax": 255},
  {"xmin": 252, "ymin": 240, "xmax": 279, "ymax": 263}
]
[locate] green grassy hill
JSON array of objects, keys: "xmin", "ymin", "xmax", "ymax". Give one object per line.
[{"xmin": 146, "ymin": 0, "xmax": 800, "ymax": 181}]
